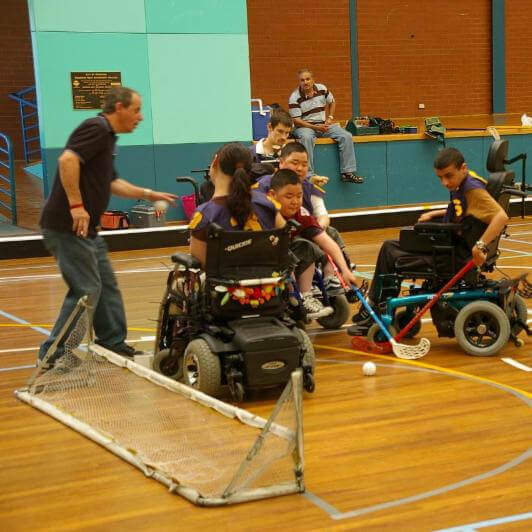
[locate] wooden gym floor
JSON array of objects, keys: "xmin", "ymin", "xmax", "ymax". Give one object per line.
[{"xmin": 1, "ymin": 219, "xmax": 532, "ymax": 531}]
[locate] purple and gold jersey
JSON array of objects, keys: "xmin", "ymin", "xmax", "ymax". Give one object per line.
[
  {"xmin": 444, "ymin": 171, "xmax": 487, "ymax": 223},
  {"xmin": 189, "ymin": 190, "xmax": 279, "ymax": 241},
  {"xmin": 254, "ymin": 174, "xmax": 325, "ymax": 213}
]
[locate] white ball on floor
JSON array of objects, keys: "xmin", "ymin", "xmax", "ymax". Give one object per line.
[
  {"xmin": 153, "ymin": 200, "xmax": 169, "ymax": 212},
  {"xmin": 362, "ymin": 361, "xmax": 376, "ymax": 376}
]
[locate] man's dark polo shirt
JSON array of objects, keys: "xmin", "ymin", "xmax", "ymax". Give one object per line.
[{"xmin": 40, "ymin": 114, "xmax": 118, "ymax": 237}]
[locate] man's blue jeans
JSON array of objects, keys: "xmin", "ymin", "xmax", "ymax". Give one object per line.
[
  {"xmin": 39, "ymin": 229, "xmax": 127, "ymax": 361},
  {"xmin": 293, "ymin": 124, "xmax": 357, "ymax": 175}
]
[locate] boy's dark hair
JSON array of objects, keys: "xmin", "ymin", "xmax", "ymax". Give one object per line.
[
  {"xmin": 102, "ymin": 86, "xmax": 138, "ymax": 113},
  {"xmin": 270, "ymin": 108, "xmax": 293, "ymax": 129},
  {"xmin": 434, "ymin": 147, "xmax": 465, "ymax": 170},
  {"xmin": 270, "ymin": 169, "xmax": 300, "ymax": 191},
  {"xmin": 280, "ymin": 141, "xmax": 307, "ymax": 159}
]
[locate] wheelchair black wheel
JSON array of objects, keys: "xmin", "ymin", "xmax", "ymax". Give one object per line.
[
  {"xmin": 367, "ymin": 324, "xmax": 397, "ymax": 345},
  {"xmin": 298, "ymin": 329, "xmax": 316, "ymax": 374},
  {"xmin": 454, "ymin": 301, "xmax": 510, "ymax": 356},
  {"xmin": 393, "ymin": 310, "xmax": 422, "ymax": 339},
  {"xmin": 153, "ymin": 348, "xmax": 183, "ymax": 380},
  {"xmin": 507, "ymin": 294, "xmax": 528, "ymax": 339},
  {"xmin": 233, "ymin": 382, "xmax": 245, "ymax": 402},
  {"xmin": 317, "ymin": 295, "xmax": 350, "ymax": 329},
  {"xmin": 182, "ymin": 339, "xmax": 222, "ymax": 396},
  {"xmin": 303, "ymin": 372, "xmax": 315, "ymax": 393}
]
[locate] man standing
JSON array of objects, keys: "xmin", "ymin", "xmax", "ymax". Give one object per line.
[
  {"xmin": 288, "ymin": 69, "xmax": 363, "ymax": 184},
  {"xmin": 39, "ymin": 86, "xmax": 177, "ymax": 363}
]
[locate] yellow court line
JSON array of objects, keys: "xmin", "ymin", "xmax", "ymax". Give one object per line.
[
  {"xmin": 0, "ymin": 323, "xmax": 52, "ymax": 328},
  {"xmin": 314, "ymin": 343, "xmax": 532, "ymax": 400}
]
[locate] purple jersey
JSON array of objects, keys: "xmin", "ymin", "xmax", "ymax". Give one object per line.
[
  {"xmin": 444, "ymin": 171, "xmax": 487, "ymax": 223},
  {"xmin": 255, "ymin": 173, "xmax": 325, "ymax": 213},
  {"xmin": 189, "ymin": 190, "xmax": 278, "ymax": 240}
]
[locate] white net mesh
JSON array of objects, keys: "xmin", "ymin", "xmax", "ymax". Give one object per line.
[{"xmin": 16, "ymin": 300, "xmax": 304, "ymax": 505}]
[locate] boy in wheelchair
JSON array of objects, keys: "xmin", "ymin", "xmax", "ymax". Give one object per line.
[
  {"xmin": 153, "ymin": 142, "xmax": 316, "ymax": 400},
  {"xmin": 349, "ymin": 147, "xmax": 510, "ymax": 338},
  {"xmin": 268, "ymin": 169, "xmax": 361, "ymax": 321},
  {"xmin": 255, "ymin": 142, "xmax": 356, "ymax": 281}
]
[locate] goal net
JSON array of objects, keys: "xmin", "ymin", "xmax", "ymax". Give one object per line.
[{"xmin": 15, "ymin": 298, "xmax": 304, "ymax": 506}]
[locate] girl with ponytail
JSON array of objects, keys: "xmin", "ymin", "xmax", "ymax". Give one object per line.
[{"xmin": 189, "ymin": 142, "xmax": 285, "ymax": 266}]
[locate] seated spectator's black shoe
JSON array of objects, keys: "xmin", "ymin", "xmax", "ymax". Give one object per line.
[
  {"xmin": 96, "ymin": 342, "xmax": 144, "ymax": 358},
  {"xmin": 341, "ymin": 173, "xmax": 364, "ymax": 184}
]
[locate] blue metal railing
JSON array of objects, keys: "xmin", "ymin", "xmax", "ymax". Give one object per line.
[
  {"xmin": 8, "ymin": 86, "xmax": 41, "ymax": 163},
  {"xmin": 0, "ymin": 132, "xmax": 16, "ymax": 224}
]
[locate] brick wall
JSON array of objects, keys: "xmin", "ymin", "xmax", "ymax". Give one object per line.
[
  {"xmin": 0, "ymin": 1, "xmax": 35, "ymax": 160},
  {"xmin": 506, "ymin": 0, "xmax": 532, "ymax": 113},
  {"xmin": 356, "ymin": 0, "xmax": 492, "ymax": 118},
  {"xmin": 247, "ymin": 0, "xmax": 493, "ymax": 121},
  {"xmin": 247, "ymin": 0, "xmax": 353, "ymax": 120}
]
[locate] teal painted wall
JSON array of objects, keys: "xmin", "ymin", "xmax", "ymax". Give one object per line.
[
  {"xmin": 145, "ymin": 0, "xmax": 247, "ymax": 33},
  {"xmin": 28, "ymin": 0, "xmax": 252, "ymax": 202},
  {"xmin": 33, "ymin": 31, "xmax": 153, "ymax": 149},
  {"xmin": 148, "ymin": 34, "xmax": 251, "ymax": 144},
  {"xmin": 29, "ymin": 0, "xmax": 146, "ymax": 33}
]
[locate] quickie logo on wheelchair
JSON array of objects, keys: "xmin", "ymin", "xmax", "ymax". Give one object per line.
[{"xmin": 214, "ymin": 276, "xmax": 285, "ymax": 308}]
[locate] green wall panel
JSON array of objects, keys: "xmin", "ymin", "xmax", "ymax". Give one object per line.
[
  {"xmin": 153, "ymin": 142, "xmax": 227, "ymax": 220},
  {"xmin": 148, "ymin": 34, "xmax": 252, "ymax": 144},
  {"xmin": 387, "ymin": 138, "xmax": 485, "ymax": 205},
  {"xmin": 29, "ymin": 0, "xmax": 146, "ymax": 33},
  {"xmin": 314, "ymin": 143, "xmax": 387, "ymax": 209},
  {"xmin": 44, "ymin": 145, "xmax": 156, "ymax": 213},
  {"xmin": 34, "ymin": 32, "xmax": 153, "ymax": 149},
  {"xmin": 145, "ymin": 0, "xmax": 247, "ymax": 34}
]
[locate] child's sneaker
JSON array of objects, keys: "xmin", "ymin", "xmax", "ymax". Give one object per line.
[
  {"xmin": 301, "ymin": 292, "xmax": 333, "ymax": 318},
  {"xmin": 324, "ymin": 276, "xmax": 342, "ymax": 292}
]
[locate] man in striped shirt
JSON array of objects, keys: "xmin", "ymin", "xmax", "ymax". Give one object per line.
[{"xmin": 288, "ymin": 69, "xmax": 363, "ymax": 184}]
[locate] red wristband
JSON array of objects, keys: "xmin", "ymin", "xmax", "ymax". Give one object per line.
[{"xmin": 69, "ymin": 203, "xmax": 84, "ymax": 210}]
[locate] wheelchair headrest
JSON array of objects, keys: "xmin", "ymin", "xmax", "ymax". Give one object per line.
[
  {"xmin": 485, "ymin": 171, "xmax": 515, "ymax": 201},
  {"xmin": 486, "ymin": 139, "xmax": 508, "ymax": 173}
]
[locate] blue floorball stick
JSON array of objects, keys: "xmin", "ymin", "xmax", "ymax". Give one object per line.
[{"xmin": 351, "ymin": 285, "xmax": 430, "ymax": 360}]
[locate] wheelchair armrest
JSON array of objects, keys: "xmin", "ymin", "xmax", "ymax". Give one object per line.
[
  {"xmin": 285, "ymin": 219, "xmax": 301, "ymax": 233},
  {"xmin": 500, "ymin": 186, "xmax": 527, "ymax": 198},
  {"xmin": 171, "ymin": 252, "xmax": 201, "ymax": 269},
  {"xmin": 414, "ymin": 222, "xmax": 462, "ymax": 234}
]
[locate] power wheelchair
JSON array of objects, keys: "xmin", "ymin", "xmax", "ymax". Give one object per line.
[
  {"xmin": 152, "ymin": 222, "xmax": 316, "ymax": 401},
  {"xmin": 364, "ymin": 140, "xmax": 531, "ymax": 356},
  {"xmin": 175, "ymin": 176, "xmax": 352, "ymax": 331}
]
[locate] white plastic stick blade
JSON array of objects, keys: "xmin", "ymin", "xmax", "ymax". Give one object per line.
[{"xmin": 391, "ymin": 337, "xmax": 430, "ymax": 359}]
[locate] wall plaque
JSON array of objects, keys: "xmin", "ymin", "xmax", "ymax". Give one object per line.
[{"xmin": 71, "ymin": 72, "xmax": 122, "ymax": 110}]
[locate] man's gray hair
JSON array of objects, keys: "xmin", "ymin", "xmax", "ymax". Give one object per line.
[
  {"xmin": 102, "ymin": 86, "xmax": 138, "ymax": 113},
  {"xmin": 297, "ymin": 68, "xmax": 313, "ymax": 78}
]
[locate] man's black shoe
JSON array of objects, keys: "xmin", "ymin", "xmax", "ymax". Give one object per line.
[
  {"xmin": 97, "ymin": 342, "xmax": 144, "ymax": 358},
  {"xmin": 341, "ymin": 173, "xmax": 364, "ymax": 184}
]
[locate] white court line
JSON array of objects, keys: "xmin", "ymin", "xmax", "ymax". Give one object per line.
[
  {"xmin": 0, "ymin": 337, "xmax": 150, "ymax": 356},
  {"xmin": 504, "ymin": 238, "xmax": 532, "ymax": 246},
  {"xmin": 0, "ymin": 346, "xmax": 38, "ymax": 354},
  {"xmin": 496, "ymin": 265, "xmax": 532, "ymax": 269},
  {"xmin": 498, "ymin": 247, "xmax": 532, "ymax": 260},
  {"xmin": 0, "ymin": 267, "xmax": 170, "ymax": 284},
  {"xmin": 0, "ymin": 254, "xmax": 174, "ymax": 273},
  {"xmin": 501, "ymin": 358, "xmax": 532, "ymax": 372}
]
